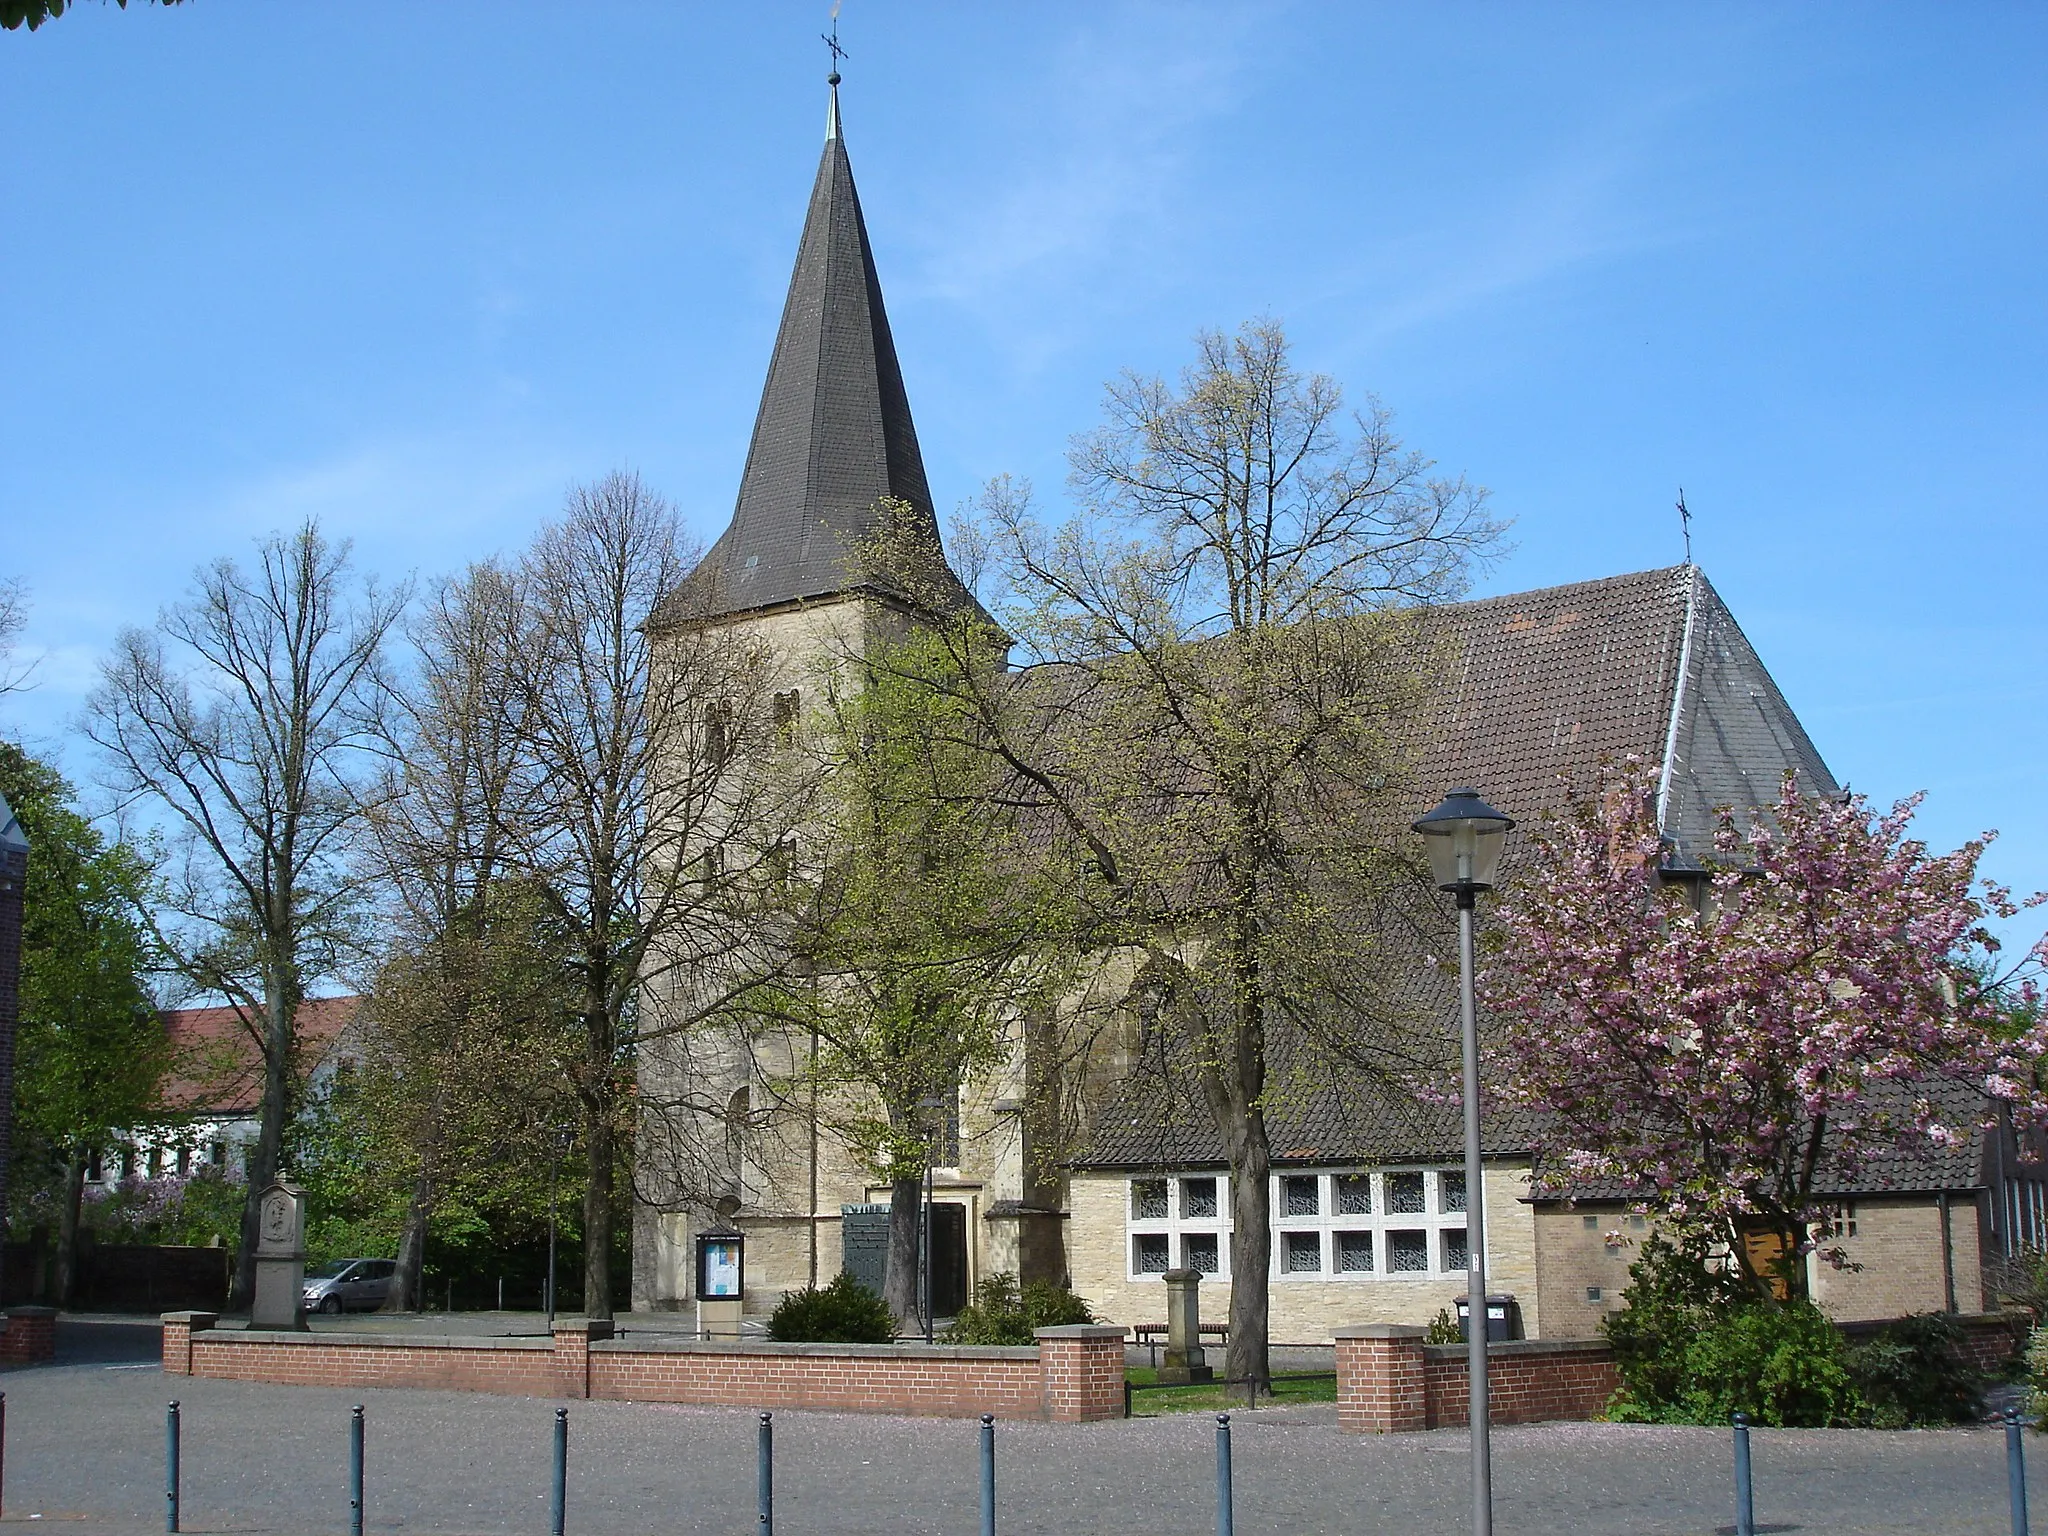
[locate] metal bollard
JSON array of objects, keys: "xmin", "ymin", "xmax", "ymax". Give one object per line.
[
  {"xmin": 979, "ymin": 1413, "xmax": 996, "ymax": 1536},
  {"xmin": 551, "ymin": 1406, "xmax": 568, "ymax": 1536},
  {"xmin": 2009, "ymin": 1406, "xmax": 2030, "ymax": 1536},
  {"xmin": 1732, "ymin": 1411, "xmax": 1754, "ymax": 1536},
  {"xmin": 166, "ymin": 1400, "xmax": 181, "ymax": 1534},
  {"xmin": 1215, "ymin": 1412, "xmax": 1234, "ymax": 1536},
  {"xmin": 349, "ymin": 1405, "xmax": 365, "ymax": 1536},
  {"xmin": 757, "ymin": 1412, "xmax": 774, "ymax": 1535}
]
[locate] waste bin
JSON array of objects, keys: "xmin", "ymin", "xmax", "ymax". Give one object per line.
[{"xmin": 1454, "ymin": 1293, "xmax": 1521, "ymax": 1342}]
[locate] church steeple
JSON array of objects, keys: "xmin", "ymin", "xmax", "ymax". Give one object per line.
[{"xmin": 679, "ymin": 80, "xmax": 975, "ymax": 625}]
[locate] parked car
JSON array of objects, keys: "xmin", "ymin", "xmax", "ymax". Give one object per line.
[{"xmin": 302, "ymin": 1258, "xmax": 397, "ymax": 1314}]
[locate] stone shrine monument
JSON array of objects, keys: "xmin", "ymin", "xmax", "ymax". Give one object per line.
[
  {"xmin": 250, "ymin": 1177, "xmax": 307, "ymax": 1329},
  {"xmin": 1158, "ymin": 1268, "xmax": 1213, "ymax": 1385}
]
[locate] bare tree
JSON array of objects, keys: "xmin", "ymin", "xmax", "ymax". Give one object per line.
[
  {"xmin": 360, "ymin": 561, "xmax": 550, "ymax": 1310},
  {"xmin": 507, "ymin": 472, "xmax": 788, "ymax": 1321},
  {"xmin": 0, "ymin": 577, "xmax": 33, "ymax": 701},
  {"xmin": 86, "ymin": 522, "xmax": 404, "ymax": 1307},
  {"xmin": 900, "ymin": 321, "xmax": 1504, "ymax": 1389}
]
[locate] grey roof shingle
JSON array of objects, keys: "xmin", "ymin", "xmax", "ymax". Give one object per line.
[
  {"xmin": 1078, "ymin": 565, "xmax": 1874, "ymax": 1177},
  {"xmin": 666, "ymin": 97, "xmax": 980, "ymax": 626}
]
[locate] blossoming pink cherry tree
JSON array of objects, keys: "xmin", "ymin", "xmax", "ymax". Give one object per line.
[{"xmin": 1485, "ymin": 758, "xmax": 2048, "ymax": 1299}]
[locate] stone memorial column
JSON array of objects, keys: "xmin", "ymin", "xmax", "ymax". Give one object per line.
[
  {"xmin": 1158, "ymin": 1268, "xmax": 1213, "ymax": 1385},
  {"xmin": 249, "ymin": 1177, "xmax": 308, "ymax": 1329}
]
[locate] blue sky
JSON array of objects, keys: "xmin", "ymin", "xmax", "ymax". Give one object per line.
[{"xmin": 3, "ymin": 3, "xmax": 2044, "ymax": 956}]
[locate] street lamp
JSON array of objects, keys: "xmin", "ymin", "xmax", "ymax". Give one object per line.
[
  {"xmin": 1412, "ymin": 787, "xmax": 1514, "ymax": 1536},
  {"xmin": 916, "ymin": 1094, "xmax": 948, "ymax": 1345}
]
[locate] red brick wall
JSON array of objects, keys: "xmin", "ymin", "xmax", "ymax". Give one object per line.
[
  {"xmin": 160, "ymin": 1314, "xmax": 1128, "ymax": 1423},
  {"xmin": 0, "ymin": 1306, "xmax": 55, "ymax": 1368},
  {"xmin": 1421, "ymin": 1342, "xmax": 1619, "ymax": 1430},
  {"xmin": 590, "ymin": 1342, "xmax": 1046, "ymax": 1419},
  {"xmin": 1336, "ymin": 1325, "xmax": 1617, "ymax": 1433}
]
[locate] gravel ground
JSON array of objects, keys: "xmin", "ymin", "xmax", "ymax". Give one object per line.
[{"xmin": 0, "ymin": 1318, "xmax": 2029, "ymax": 1534}]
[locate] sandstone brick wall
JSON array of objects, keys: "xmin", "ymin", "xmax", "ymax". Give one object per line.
[
  {"xmin": 1812, "ymin": 1197, "xmax": 1985, "ymax": 1320},
  {"xmin": 162, "ymin": 1313, "xmax": 1127, "ymax": 1423},
  {"xmin": 1069, "ymin": 1165, "xmax": 1541, "ymax": 1342},
  {"xmin": 1534, "ymin": 1196, "xmax": 1995, "ymax": 1337}
]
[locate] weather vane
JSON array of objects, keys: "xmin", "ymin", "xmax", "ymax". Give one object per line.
[
  {"xmin": 1676, "ymin": 488, "xmax": 1693, "ymax": 566},
  {"xmin": 822, "ymin": 1, "xmax": 848, "ymax": 84}
]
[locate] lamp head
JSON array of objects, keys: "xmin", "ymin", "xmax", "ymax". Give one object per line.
[{"xmin": 1411, "ymin": 788, "xmax": 1514, "ymax": 898}]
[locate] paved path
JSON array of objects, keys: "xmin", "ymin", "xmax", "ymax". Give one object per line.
[{"xmin": 0, "ymin": 1319, "xmax": 2027, "ymax": 1534}]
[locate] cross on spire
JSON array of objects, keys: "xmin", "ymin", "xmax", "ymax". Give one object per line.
[
  {"xmin": 822, "ymin": 2, "xmax": 848, "ymax": 84},
  {"xmin": 1677, "ymin": 488, "xmax": 1693, "ymax": 566}
]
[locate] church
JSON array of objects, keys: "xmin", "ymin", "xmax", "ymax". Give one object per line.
[{"xmin": 629, "ymin": 80, "xmax": 2039, "ymax": 1342}]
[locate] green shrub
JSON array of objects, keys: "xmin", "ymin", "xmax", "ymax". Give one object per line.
[
  {"xmin": 1603, "ymin": 1230, "xmax": 1747, "ymax": 1418},
  {"xmin": 1844, "ymin": 1312, "xmax": 1983, "ymax": 1428},
  {"xmin": 2026, "ymin": 1327, "xmax": 2048, "ymax": 1425},
  {"xmin": 1676, "ymin": 1301, "xmax": 1860, "ymax": 1427},
  {"xmin": 1423, "ymin": 1307, "xmax": 1462, "ymax": 1345},
  {"xmin": 766, "ymin": 1271, "xmax": 897, "ymax": 1344},
  {"xmin": 1602, "ymin": 1230, "xmax": 1986, "ymax": 1427},
  {"xmin": 945, "ymin": 1272, "xmax": 1095, "ymax": 1345}
]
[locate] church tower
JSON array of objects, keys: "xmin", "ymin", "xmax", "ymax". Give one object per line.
[
  {"xmin": 634, "ymin": 75, "xmax": 1007, "ymax": 1315},
  {"xmin": 671, "ymin": 74, "xmax": 985, "ymax": 642}
]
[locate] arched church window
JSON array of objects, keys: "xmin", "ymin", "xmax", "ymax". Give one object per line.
[{"xmin": 705, "ymin": 699, "xmax": 735, "ymax": 766}]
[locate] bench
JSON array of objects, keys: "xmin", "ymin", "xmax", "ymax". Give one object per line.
[{"xmin": 1131, "ymin": 1321, "xmax": 1228, "ymax": 1368}]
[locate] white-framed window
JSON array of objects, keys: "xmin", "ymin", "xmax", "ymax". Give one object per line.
[
  {"xmin": 1272, "ymin": 1168, "xmax": 1472, "ymax": 1282},
  {"xmin": 1125, "ymin": 1174, "xmax": 1231, "ymax": 1280}
]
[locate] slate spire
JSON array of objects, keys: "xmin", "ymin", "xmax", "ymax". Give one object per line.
[{"xmin": 680, "ymin": 79, "xmax": 973, "ymax": 624}]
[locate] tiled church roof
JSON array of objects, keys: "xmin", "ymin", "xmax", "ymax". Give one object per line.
[{"xmin": 1077, "ymin": 564, "xmax": 1877, "ymax": 1178}]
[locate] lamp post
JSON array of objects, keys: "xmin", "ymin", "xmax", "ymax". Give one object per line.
[
  {"xmin": 1412, "ymin": 788, "xmax": 1514, "ymax": 1536},
  {"xmin": 545, "ymin": 1124, "xmax": 573, "ymax": 1326},
  {"xmin": 917, "ymin": 1093, "xmax": 947, "ymax": 1345}
]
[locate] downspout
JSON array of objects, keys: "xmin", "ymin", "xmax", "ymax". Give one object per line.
[
  {"xmin": 1655, "ymin": 565, "xmax": 1701, "ymax": 838},
  {"xmin": 1938, "ymin": 1191, "xmax": 1958, "ymax": 1313}
]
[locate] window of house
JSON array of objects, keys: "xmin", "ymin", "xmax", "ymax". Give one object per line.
[
  {"xmin": 210, "ymin": 1141, "xmax": 227, "ymax": 1166},
  {"xmin": 147, "ymin": 1146, "xmax": 164, "ymax": 1179},
  {"xmin": 176, "ymin": 1146, "xmax": 191, "ymax": 1178},
  {"xmin": 1272, "ymin": 1169, "xmax": 1471, "ymax": 1282},
  {"xmin": 1826, "ymin": 1204, "xmax": 1857, "ymax": 1239},
  {"xmin": 1126, "ymin": 1174, "xmax": 1231, "ymax": 1280},
  {"xmin": 772, "ymin": 690, "xmax": 801, "ymax": 746}
]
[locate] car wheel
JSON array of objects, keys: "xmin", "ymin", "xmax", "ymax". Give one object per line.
[{"xmin": 319, "ymin": 1295, "xmax": 342, "ymax": 1315}]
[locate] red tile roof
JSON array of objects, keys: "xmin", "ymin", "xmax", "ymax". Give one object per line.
[{"xmin": 154, "ymin": 995, "xmax": 363, "ymax": 1117}]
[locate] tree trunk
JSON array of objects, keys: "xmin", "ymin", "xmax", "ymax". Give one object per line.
[
  {"xmin": 883, "ymin": 1175, "xmax": 923, "ymax": 1333},
  {"xmin": 583, "ymin": 1095, "xmax": 614, "ymax": 1321},
  {"xmin": 54, "ymin": 1145, "xmax": 86, "ymax": 1308},
  {"xmin": 1222, "ymin": 1111, "xmax": 1273, "ymax": 1396},
  {"xmin": 233, "ymin": 983, "xmax": 295, "ymax": 1310},
  {"xmin": 385, "ymin": 1165, "xmax": 435, "ymax": 1312}
]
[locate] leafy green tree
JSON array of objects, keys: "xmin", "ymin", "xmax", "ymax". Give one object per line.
[
  {"xmin": 893, "ymin": 321, "xmax": 1501, "ymax": 1388},
  {"xmin": 731, "ymin": 625, "xmax": 1081, "ymax": 1329},
  {"xmin": 0, "ymin": 742, "xmax": 163, "ymax": 1302}
]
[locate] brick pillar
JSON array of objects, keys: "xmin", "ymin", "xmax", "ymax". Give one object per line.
[
  {"xmin": 161, "ymin": 1310, "xmax": 217, "ymax": 1376},
  {"xmin": 0, "ymin": 1305, "xmax": 56, "ymax": 1366},
  {"xmin": 552, "ymin": 1317, "xmax": 614, "ymax": 1399},
  {"xmin": 1334, "ymin": 1324, "xmax": 1427, "ymax": 1433},
  {"xmin": 1035, "ymin": 1324, "xmax": 1127, "ymax": 1422}
]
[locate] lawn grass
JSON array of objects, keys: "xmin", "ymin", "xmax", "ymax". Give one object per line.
[{"xmin": 1125, "ymin": 1366, "xmax": 1339, "ymax": 1416}]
